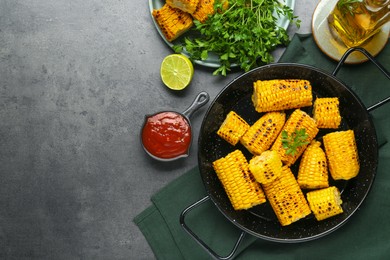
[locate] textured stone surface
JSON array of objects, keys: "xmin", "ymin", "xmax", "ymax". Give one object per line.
[{"xmin": 0, "ymin": 0, "xmax": 317, "ymax": 259}]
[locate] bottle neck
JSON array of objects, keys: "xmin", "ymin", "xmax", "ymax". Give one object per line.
[
  {"xmin": 364, "ymin": 0, "xmax": 390, "ymax": 12},
  {"xmin": 365, "ymin": 0, "xmax": 390, "ymax": 8}
]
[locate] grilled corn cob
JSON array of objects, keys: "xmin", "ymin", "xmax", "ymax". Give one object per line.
[
  {"xmin": 240, "ymin": 112, "xmax": 286, "ymax": 155},
  {"xmin": 217, "ymin": 111, "xmax": 250, "ymax": 145},
  {"xmin": 262, "ymin": 166, "xmax": 312, "ymax": 226},
  {"xmin": 297, "ymin": 140, "xmax": 329, "ymax": 189},
  {"xmin": 213, "ymin": 150, "xmax": 266, "ymax": 210},
  {"xmin": 271, "ymin": 109, "xmax": 319, "ymax": 166},
  {"xmin": 252, "ymin": 79, "xmax": 313, "ymax": 113},
  {"xmin": 323, "ymin": 130, "xmax": 360, "ymax": 180},
  {"xmin": 191, "ymin": 0, "xmax": 215, "ymax": 22},
  {"xmin": 306, "ymin": 186, "xmax": 343, "ymax": 221},
  {"xmin": 313, "ymin": 97, "xmax": 342, "ymax": 129},
  {"xmin": 166, "ymin": 0, "xmax": 199, "ymax": 14},
  {"xmin": 249, "ymin": 150, "xmax": 283, "ymax": 184},
  {"xmin": 191, "ymin": 0, "xmax": 229, "ymax": 23},
  {"xmin": 152, "ymin": 4, "xmax": 194, "ymax": 42}
]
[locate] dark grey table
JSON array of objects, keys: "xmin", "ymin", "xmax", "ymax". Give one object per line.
[{"xmin": 0, "ymin": 0, "xmax": 318, "ymax": 259}]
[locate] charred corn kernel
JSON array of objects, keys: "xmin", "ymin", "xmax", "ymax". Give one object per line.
[
  {"xmin": 306, "ymin": 186, "xmax": 343, "ymax": 221},
  {"xmin": 249, "ymin": 150, "xmax": 283, "ymax": 184},
  {"xmin": 297, "ymin": 141, "xmax": 329, "ymax": 189},
  {"xmin": 251, "ymin": 79, "xmax": 313, "ymax": 113},
  {"xmin": 152, "ymin": 4, "xmax": 193, "ymax": 42},
  {"xmin": 192, "ymin": 0, "xmax": 229, "ymax": 23},
  {"xmin": 271, "ymin": 109, "xmax": 319, "ymax": 166},
  {"xmin": 262, "ymin": 166, "xmax": 311, "ymax": 226},
  {"xmin": 240, "ymin": 112, "xmax": 286, "ymax": 155},
  {"xmin": 191, "ymin": 0, "xmax": 214, "ymax": 22},
  {"xmin": 323, "ymin": 130, "xmax": 360, "ymax": 180},
  {"xmin": 213, "ymin": 150, "xmax": 266, "ymax": 210},
  {"xmin": 166, "ymin": 0, "xmax": 200, "ymax": 14},
  {"xmin": 313, "ymin": 97, "xmax": 342, "ymax": 129},
  {"xmin": 217, "ymin": 111, "xmax": 250, "ymax": 145}
]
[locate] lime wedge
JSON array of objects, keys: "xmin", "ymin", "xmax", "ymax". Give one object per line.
[{"xmin": 160, "ymin": 54, "xmax": 194, "ymax": 90}]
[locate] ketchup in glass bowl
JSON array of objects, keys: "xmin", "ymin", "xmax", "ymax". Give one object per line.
[{"xmin": 141, "ymin": 92, "xmax": 209, "ymax": 161}]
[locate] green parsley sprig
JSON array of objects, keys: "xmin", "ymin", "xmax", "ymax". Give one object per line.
[
  {"xmin": 281, "ymin": 129, "xmax": 309, "ymax": 156},
  {"xmin": 337, "ymin": 0, "xmax": 363, "ymax": 16},
  {"xmin": 172, "ymin": 0, "xmax": 300, "ymax": 76}
]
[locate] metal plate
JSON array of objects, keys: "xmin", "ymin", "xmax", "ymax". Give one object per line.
[
  {"xmin": 197, "ymin": 63, "xmax": 378, "ymax": 242},
  {"xmin": 149, "ymin": 0, "xmax": 296, "ymax": 68}
]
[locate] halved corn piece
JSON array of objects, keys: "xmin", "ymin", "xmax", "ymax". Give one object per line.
[
  {"xmin": 213, "ymin": 150, "xmax": 266, "ymax": 210},
  {"xmin": 313, "ymin": 97, "xmax": 342, "ymax": 129},
  {"xmin": 306, "ymin": 186, "xmax": 343, "ymax": 221},
  {"xmin": 191, "ymin": 0, "xmax": 215, "ymax": 22},
  {"xmin": 251, "ymin": 79, "xmax": 313, "ymax": 113},
  {"xmin": 192, "ymin": 0, "xmax": 229, "ymax": 22},
  {"xmin": 152, "ymin": 4, "xmax": 194, "ymax": 42},
  {"xmin": 323, "ymin": 130, "xmax": 360, "ymax": 180},
  {"xmin": 240, "ymin": 112, "xmax": 286, "ymax": 155},
  {"xmin": 262, "ymin": 166, "xmax": 312, "ymax": 226},
  {"xmin": 271, "ymin": 109, "xmax": 319, "ymax": 166},
  {"xmin": 249, "ymin": 150, "xmax": 283, "ymax": 184},
  {"xmin": 217, "ymin": 111, "xmax": 250, "ymax": 146},
  {"xmin": 166, "ymin": 0, "xmax": 200, "ymax": 14},
  {"xmin": 297, "ymin": 140, "xmax": 329, "ymax": 189}
]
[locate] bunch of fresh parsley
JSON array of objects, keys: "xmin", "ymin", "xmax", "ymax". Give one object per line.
[{"xmin": 173, "ymin": 0, "xmax": 300, "ymax": 76}]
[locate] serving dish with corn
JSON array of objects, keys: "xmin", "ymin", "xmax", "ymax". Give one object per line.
[{"xmin": 181, "ymin": 61, "xmax": 385, "ymax": 245}]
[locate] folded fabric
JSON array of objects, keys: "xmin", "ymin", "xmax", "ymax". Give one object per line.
[
  {"xmin": 134, "ymin": 33, "xmax": 390, "ymax": 260},
  {"xmin": 134, "ymin": 167, "xmax": 256, "ymax": 259}
]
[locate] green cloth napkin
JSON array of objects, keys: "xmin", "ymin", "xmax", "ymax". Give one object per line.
[{"xmin": 134, "ymin": 33, "xmax": 390, "ymax": 260}]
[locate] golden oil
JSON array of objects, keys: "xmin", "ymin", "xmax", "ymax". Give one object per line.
[{"xmin": 328, "ymin": 0, "xmax": 390, "ymax": 47}]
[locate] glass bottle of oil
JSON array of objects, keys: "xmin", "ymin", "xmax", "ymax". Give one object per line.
[{"xmin": 328, "ymin": 0, "xmax": 390, "ymax": 47}]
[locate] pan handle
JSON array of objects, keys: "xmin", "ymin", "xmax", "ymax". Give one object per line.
[
  {"xmin": 180, "ymin": 195, "xmax": 246, "ymax": 260},
  {"xmin": 331, "ymin": 47, "xmax": 390, "ymax": 112},
  {"xmin": 182, "ymin": 91, "xmax": 210, "ymax": 119}
]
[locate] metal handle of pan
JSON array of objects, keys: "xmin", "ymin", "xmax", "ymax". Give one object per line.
[
  {"xmin": 331, "ymin": 47, "xmax": 390, "ymax": 112},
  {"xmin": 182, "ymin": 91, "xmax": 210, "ymax": 119},
  {"xmin": 179, "ymin": 195, "xmax": 246, "ymax": 260}
]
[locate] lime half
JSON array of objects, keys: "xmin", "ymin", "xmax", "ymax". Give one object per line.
[{"xmin": 160, "ymin": 54, "xmax": 194, "ymax": 90}]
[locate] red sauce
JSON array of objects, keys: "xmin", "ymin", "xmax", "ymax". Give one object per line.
[{"xmin": 142, "ymin": 111, "xmax": 192, "ymax": 159}]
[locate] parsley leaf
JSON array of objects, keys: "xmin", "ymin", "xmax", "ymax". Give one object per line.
[
  {"xmin": 281, "ymin": 129, "xmax": 310, "ymax": 156},
  {"xmin": 173, "ymin": 0, "xmax": 300, "ymax": 76},
  {"xmin": 337, "ymin": 0, "xmax": 363, "ymax": 16}
]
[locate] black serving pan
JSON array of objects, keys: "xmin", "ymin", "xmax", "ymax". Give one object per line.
[{"xmin": 180, "ymin": 48, "xmax": 390, "ymax": 260}]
